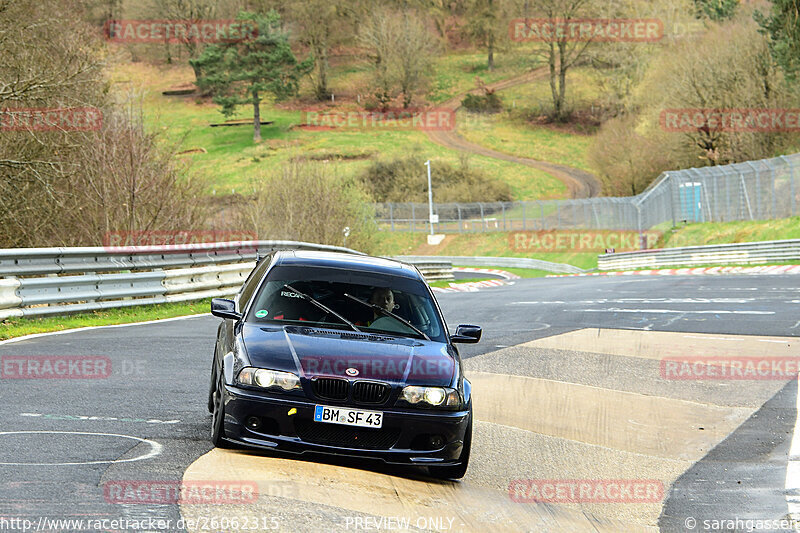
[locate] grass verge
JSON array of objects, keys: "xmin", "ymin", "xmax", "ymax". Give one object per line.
[{"xmin": 0, "ymin": 299, "xmax": 212, "ymax": 341}]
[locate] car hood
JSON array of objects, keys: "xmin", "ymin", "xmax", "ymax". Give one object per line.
[{"xmin": 241, "ymin": 324, "xmax": 455, "ymax": 386}]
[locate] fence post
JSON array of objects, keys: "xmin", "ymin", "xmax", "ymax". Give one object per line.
[
  {"xmin": 789, "ymin": 158, "xmax": 795, "ymax": 216},
  {"xmin": 502, "ymin": 203, "xmax": 506, "ymax": 230},
  {"xmin": 389, "ymin": 203, "xmax": 394, "ymax": 231},
  {"xmin": 540, "ymin": 202, "xmax": 545, "ymax": 230},
  {"xmin": 479, "ymin": 203, "xmax": 485, "ymax": 232},
  {"xmin": 771, "ymin": 162, "xmax": 776, "ymax": 219},
  {"xmin": 522, "ymin": 202, "xmax": 527, "ymax": 230},
  {"xmin": 457, "ymin": 205, "xmax": 463, "ymax": 233},
  {"xmin": 669, "ymin": 173, "xmax": 677, "ymax": 227},
  {"xmin": 411, "ymin": 204, "xmax": 415, "ymax": 232},
  {"xmin": 755, "ymin": 164, "xmax": 761, "ymax": 219}
]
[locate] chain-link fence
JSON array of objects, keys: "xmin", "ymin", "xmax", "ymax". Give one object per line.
[{"xmin": 376, "ymin": 153, "xmax": 800, "ymax": 232}]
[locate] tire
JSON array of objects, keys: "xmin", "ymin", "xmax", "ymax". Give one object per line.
[
  {"xmin": 428, "ymin": 410, "xmax": 472, "ymax": 480},
  {"xmin": 207, "ymin": 358, "xmax": 217, "ymax": 414},
  {"xmin": 210, "ymin": 368, "xmax": 232, "ymax": 449}
]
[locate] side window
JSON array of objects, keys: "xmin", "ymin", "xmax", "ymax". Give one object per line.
[{"xmin": 237, "ymin": 253, "xmax": 273, "ymax": 310}]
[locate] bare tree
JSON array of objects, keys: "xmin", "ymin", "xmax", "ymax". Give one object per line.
[
  {"xmin": 0, "ymin": 0, "xmax": 107, "ymax": 246},
  {"xmin": 147, "ymin": 0, "xmax": 217, "ymax": 81},
  {"xmin": 524, "ymin": 0, "xmax": 596, "ymax": 121},
  {"xmin": 290, "ymin": 0, "xmax": 344, "ymax": 100},
  {"xmin": 359, "ymin": 8, "xmax": 437, "ymax": 109},
  {"xmin": 395, "ymin": 12, "xmax": 438, "ymax": 108},
  {"xmin": 358, "ymin": 9, "xmax": 400, "ymax": 109},
  {"xmin": 237, "ymin": 162, "xmax": 375, "ymax": 252},
  {"xmin": 0, "ymin": 0, "xmax": 211, "ymax": 247},
  {"xmin": 465, "ymin": 0, "xmax": 508, "ymax": 70},
  {"xmin": 58, "ymin": 100, "xmax": 209, "ymax": 246},
  {"xmin": 637, "ymin": 19, "xmax": 793, "ymax": 166}
]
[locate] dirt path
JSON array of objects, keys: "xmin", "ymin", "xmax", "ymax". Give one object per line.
[{"xmin": 427, "ymin": 68, "xmax": 602, "ymax": 199}]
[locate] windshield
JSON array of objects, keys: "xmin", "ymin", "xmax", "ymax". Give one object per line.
[{"xmin": 246, "ymin": 265, "xmax": 446, "ymax": 342}]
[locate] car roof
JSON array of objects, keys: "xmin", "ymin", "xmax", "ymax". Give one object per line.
[{"xmin": 273, "ymin": 250, "xmax": 423, "ymax": 280}]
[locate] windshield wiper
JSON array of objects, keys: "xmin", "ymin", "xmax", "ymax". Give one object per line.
[
  {"xmin": 343, "ymin": 293, "xmax": 430, "ymax": 341},
  {"xmin": 282, "ymin": 284, "xmax": 362, "ymax": 333}
]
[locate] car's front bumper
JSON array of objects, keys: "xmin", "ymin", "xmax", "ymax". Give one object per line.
[{"xmin": 222, "ymin": 384, "xmax": 470, "ymax": 465}]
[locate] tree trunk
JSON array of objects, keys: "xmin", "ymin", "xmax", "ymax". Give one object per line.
[
  {"xmin": 315, "ymin": 45, "xmax": 330, "ymax": 100},
  {"xmin": 487, "ymin": 0, "xmax": 494, "ymax": 71},
  {"xmin": 548, "ymin": 42, "xmax": 560, "ymax": 120},
  {"xmin": 253, "ymin": 90, "xmax": 262, "ymax": 143},
  {"xmin": 556, "ymin": 41, "xmax": 568, "ymax": 122},
  {"xmin": 488, "ymin": 32, "xmax": 494, "ymax": 71}
]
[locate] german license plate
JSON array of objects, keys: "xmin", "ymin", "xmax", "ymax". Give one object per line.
[{"xmin": 313, "ymin": 405, "xmax": 383, "ymax": 428}]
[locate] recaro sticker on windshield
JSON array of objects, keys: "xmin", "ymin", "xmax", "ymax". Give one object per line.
[{"xmin": 281, "ymin": 290, "xmax": 303, "ymax": 298}]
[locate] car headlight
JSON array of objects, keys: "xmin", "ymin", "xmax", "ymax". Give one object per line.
[
  {"xmin": 401, "ymin": 386, "xmax": 460, "ymax": 407},
  {"xmin": 237, "ymin": 368, "xmax": 300, "ymax": 391}
]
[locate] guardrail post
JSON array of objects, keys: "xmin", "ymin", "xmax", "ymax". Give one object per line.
[
  {"xmin": 457, "ymin": 205, "xmax": 462, "ymax": 233},
  {"xmin": 411, "ymin": 204, "xmax": 415, "ymax": 232},
  {"xmin": 502, "ymin": 203, "xmax": 506, "ymax": 230},
  {"xmin": 389, "ymin": 203, "xmax": 394, "ymax": 231},
  {"xmin": 479, "ymin": 203, "xmax": 485, "ymax": 232},
  {"xmin": 522, "ymin": 202, "xmax": 526, "ymax": 230}
]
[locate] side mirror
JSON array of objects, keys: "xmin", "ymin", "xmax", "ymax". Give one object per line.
[
  {"xmin": 451, "ymin": 324, "xmax": 482, "ymax": 344},
  {"xmin": 211, "ymin": 298, "xmax": 242, "ymax": 321}
]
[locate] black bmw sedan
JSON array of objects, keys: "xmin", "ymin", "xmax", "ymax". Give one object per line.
[{"xmin": 208, "ymin": 250, "xmax": 481, "ymax": 479}]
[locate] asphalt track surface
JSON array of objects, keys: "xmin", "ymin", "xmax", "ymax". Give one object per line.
[{"xmin": 0, "ymin": 273, "xmax": 798, "ymax": 532}]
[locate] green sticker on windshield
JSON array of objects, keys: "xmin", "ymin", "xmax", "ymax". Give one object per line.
[{"xmin": 255, "ymin": 309, "xmax": 269, "ymax": 318}]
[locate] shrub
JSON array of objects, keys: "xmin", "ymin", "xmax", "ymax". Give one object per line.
[
  {"xmin": 360, "ymin": 155, "xmax": 512, "ymax": 203},
  {"xmin": 461, "ymin": 92, "xmax": 503, "ymax": 113},
  {"xmin": 236, "ymin": 162, "xmax": 377, "ymax": 253}
]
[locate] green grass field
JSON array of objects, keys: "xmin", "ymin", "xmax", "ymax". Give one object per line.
[
  {"xmin": 661, "ymin": 217, "xmax": 800, "ymax": 247},
  {"xmin": 115, "ymin": 62, "xmax": 566, "ymax": 200},
  {"xmin": 457, "ymin": 66, "xmax": 601, "ymax": 173},
  {"xmin": 374, "ymin": 216, "xmax": 800, "ymax": 270}
]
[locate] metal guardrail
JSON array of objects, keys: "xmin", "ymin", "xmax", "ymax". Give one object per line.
[
  {"xmin": 393, "ymin": 256, "xmax": 585, "ymax": 274},
  {"xmin": 597, "ymin": 239, "xmax": 800, "ymax": 270},
  {"xmin": 0, "ymin": 241, "xmax": 363, "ymax": 320},
  {"xmin": 0, "ymin": 242, "xmax": 457, "ymax": 320},
  {"xmin": 394, "ymin": 258, "xmax": 454, "ymax": 281}
]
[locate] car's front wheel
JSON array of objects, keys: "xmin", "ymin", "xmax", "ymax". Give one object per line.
[
  {"xmin": 428, "ymin": 410, "xmax": 472, "ymax": 480},
  {"xmin": 210, "ymin": 369, "xmax": 232, "ymax": 449}
]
